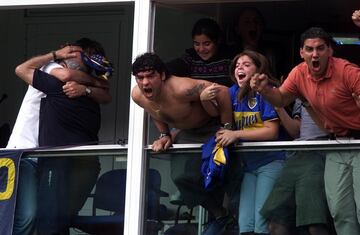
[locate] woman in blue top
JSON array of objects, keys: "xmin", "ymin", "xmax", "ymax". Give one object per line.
[{"xmin": 201, "ymin": 50, "xmax": 285, "ymax": 235}]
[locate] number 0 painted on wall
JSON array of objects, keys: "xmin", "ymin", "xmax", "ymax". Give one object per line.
[{"xmin": 0, "ymin": 158, "xmax": 16, "ymax": 200}]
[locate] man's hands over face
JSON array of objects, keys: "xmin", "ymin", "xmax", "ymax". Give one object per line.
[{"xmin": 55, "ymin": 45, "xmax": 83, "ymax": 60}]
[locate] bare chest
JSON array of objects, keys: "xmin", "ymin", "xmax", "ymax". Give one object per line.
[{"xmin": 147, "ymin": 100, "xmax": 207, "ymax": 127}]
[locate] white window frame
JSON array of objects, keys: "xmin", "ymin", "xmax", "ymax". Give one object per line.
[{"xmin": 0, "ymin": 0, "xmax": 153, "ymax": 234}]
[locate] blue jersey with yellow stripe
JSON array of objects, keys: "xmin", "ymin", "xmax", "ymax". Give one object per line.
[{"xmin": 229, "ymin": 84, "xmax": 285, "ymax": 171}]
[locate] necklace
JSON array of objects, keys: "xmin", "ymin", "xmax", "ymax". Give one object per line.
[{"xmin": 149, "ymin": 102, "xmax": 162, "ymax": 117}]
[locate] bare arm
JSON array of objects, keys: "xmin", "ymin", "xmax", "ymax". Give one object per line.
[
  {"xmin": 216, "ymin": 120, "xmax": 279, "ymax": 146},
  {"xmin": 131, "ymin": 86, "xmax": 172, "ymax": 152},
  {"xmin": 150, "ymin": 117, "xmax": 172, "ymax": 152},
  {"xmin": 15, "ymin": 45, "xmax": 80, "ymax": 85},
  {"xmin": 50, "ymin": 68, "xmax": 109, "ymax": 88},
  {"xmin": 183, "ymin": 79, "xmax": 233, "ymax": 125},
  {"xmin": 47, "ymin": 51, "xmax": 111, "ymax": 103},
  {"xmin": 214, "ymin": 85, "xmax": 233, "ymax": 126},
  {"xmin": 62, "ymin": 81, "xmax": 112, "ymax": 104},
  {"xmin": 200, "ymin": 84, "xmax": 220, "ymax": 117},
  {"xmin": 250, "ymin": 73, "xmax": 296, "ymax": 107},
  {"xmin": 275, "ymin": 107, "xmax": 300, "ymax": 139}
]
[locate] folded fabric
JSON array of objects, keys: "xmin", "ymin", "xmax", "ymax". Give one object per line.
[
  {"xmin": 201, "ymin": 136, "xmax": 229, "ymax": 191},
  {"xmin": 81, "ymin": 52, "xmax": 114, "ymax": 80}
]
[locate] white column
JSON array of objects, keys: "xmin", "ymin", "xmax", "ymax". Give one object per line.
[{"xmin": 124, "ymin": 0, "xmax": 153, "ymax": 234}]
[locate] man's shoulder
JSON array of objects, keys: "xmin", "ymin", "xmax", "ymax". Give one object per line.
[
  {"xmin": 33, "ymin": 69, "xmax": 62, "ymax": 93},
  {"xmin": 168, "ymin": 76, "xmax": 209, "ymax": 95},
  {"xmin": 131, "ymin": 85, "xmax": 142, "ymax": 102},
  {"xmin": 168, "ymin": 75, "xmax": 209, "ymax": 86},
  {"xmin": 34, "ymin": 69, "xmax": 53, "ymax": 80},
  {"xmin": 331, "ymin": 57, "xmax": 358, "ymax": 68},
  {"xmin": 167, "ymin": 75, "xmax": 192, "ymax": 89},
  {"xmin": 286, "ymin": 62, "xmax": 307, "ymax": 79},
  {"xmin": 293, "ymin": 62, "xmax": 307, "ymax": 71},
  {"xmin": 41, "ymin": 62, "xmax": 62, "ymax": 73}
]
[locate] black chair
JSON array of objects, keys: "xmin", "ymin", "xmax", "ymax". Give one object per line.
[
  {"xmin": 71, "ymin": 168, "xmax": 168, "ymax": 235},
  {"xmin": 145, "ymin": 169, "xmax": 169, "ymax": 235},
  {"xmin": 71, "ymin": 169, "xmax": 126, "ymax": 235},
  {"xmin": 163, "ymin": 201, "xmax": 197, "ymax": 235}
]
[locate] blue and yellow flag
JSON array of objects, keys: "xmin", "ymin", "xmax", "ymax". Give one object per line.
[
  {"xmin": 201, "ymin": 136, "xmax": 229, "ymax": 191},
  {"xmin": 0, "ymin": 150, "xmax": 22, "ymax": 235}
]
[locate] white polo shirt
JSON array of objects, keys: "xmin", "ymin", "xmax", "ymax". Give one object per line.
[{"xmin": 6, "ymin": 62, "xmax": 62, "ymax": 149}]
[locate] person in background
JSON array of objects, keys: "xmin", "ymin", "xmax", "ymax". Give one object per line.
[
  {"xmin": 201, "ymin": 50, "xmax": 285, "ymax": 235},
  {"xmin": 166, "ymin": 19, "xmax": 236, "ymax": 227},
  {"xmin": 8, "ymin": 38, "xmax": 111, "ymax": 235},
  {"xmin": 250, "ymin": 21, "xmax": 360, "ymax": 235},
  {"xmin": 14, "ymin": 39, "xmax": 112, "ymax": 235},
  {"xmin": 232, "ymin": 7, "xmax": 289, "ymax": 78},
  {"xmin": 167, "ymin": 18, "xmax": 234, "ymax": 87},
  {"xmin": 261, "ymin": 100, "xmax": 332, "ymax": 235},
  {"xmin": 131, "ymin": 52, "xmax": 235, "ymax": 235}
]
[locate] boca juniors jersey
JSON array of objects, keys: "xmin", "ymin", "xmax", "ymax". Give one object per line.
[{"xmin": 228, "ymin": 84, "xmax": 285, "ymax": 171}]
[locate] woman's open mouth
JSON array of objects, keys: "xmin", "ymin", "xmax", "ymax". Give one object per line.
[{"xmin": 237, "ymin": 72, "xmax": 246, "ymax": 80}]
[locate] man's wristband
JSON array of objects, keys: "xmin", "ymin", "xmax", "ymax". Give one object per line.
[
  {"xmin": 85, "ymin": 87, "xmax": 92, "ymax": 97},
  {"xmin": 159, "ymin": 132, "xmax": 171, "ymax": 139},
  {"xmin": 51, "ymin": 51, "xmax": 57, "ymax": 61},
  {"xmin": 221, "ymin": 123, "xmax": 233, "ymax": 130}
]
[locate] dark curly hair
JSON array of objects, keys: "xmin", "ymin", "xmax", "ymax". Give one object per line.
[
  {"xmin": 132, "ymin": 52, "xmax": 170, "ymax": 79},
  {"xmin": 192, "ymin": 18, "xmax": 222, "ymax": 43},
  {"xmin": 300, "ymin": 27, "xmax": 333, "ymax": 48},
  {"xmin": 74, "ymin": 37, "xmax": 106, "ymax": 56}
]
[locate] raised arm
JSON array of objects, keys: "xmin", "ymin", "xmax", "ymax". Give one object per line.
[
  {"xmin": 250, "ymin": 73, "xmax": 296, "ymax": 107},
  {"xmin": 15, "ymin": 45, "xmax": 80, "ymax": 85},
  {"xmin": 352, "ymin": 10, "xmax": 360, "ymax": 28}
]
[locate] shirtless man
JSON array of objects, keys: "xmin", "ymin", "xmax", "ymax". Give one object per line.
[
  {"xmin": 131, "ymin": 52, "xmax": 232, "ymax": 150},
  {"xmin": 131, "ymin": 52, "xmax": 234, "ymax": 235}
]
